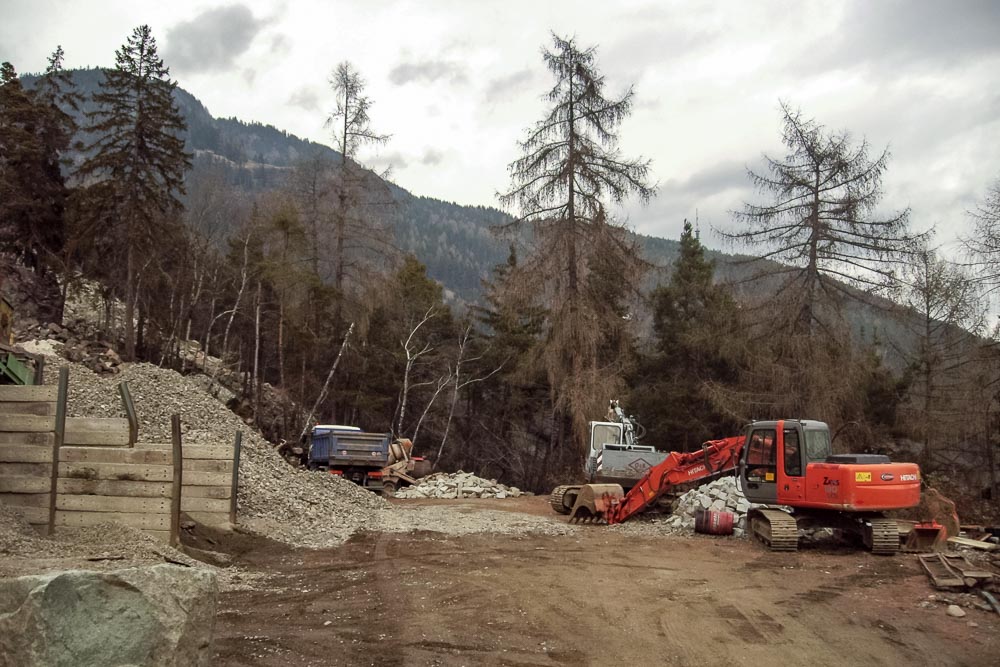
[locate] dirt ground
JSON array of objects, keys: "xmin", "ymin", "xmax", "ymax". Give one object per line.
[{"xmin": 208, "ymin": 497, "xmax": 1000, "ymax": 667}]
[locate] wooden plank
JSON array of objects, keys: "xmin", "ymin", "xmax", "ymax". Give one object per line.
[
  {"xmin": 183, "ymin": 511, "xmax": 231, "ymax": 526},
  {"xmin": 60, "ymin": 447, "xmax": 171, "ymax": 465},
  {"xmin": 0, "ymin": 492, "xmax": 51, "ymax": 507},
  {"xmin": 180, "ymin": 496, "xmax": 230, "ymax": 513},
  {"xmin": 947, "ymin": 536, "xmax": 998, "ymax": 551},
  {"xmin": 56, "ymin": 494, "xmax": 171, "ymax": 514},
  {"xmin": 6, "ymin": 505, "xmax": 49, "ymax": 524},
  {"xmin": 58, "ymin": 462, "xmax": 173, "ymax": 482},
  {"xmin": 63, "ymin": 428, "xmax": 130, "ymax": 447},
  {"xmin": 0, "ymin": 445, "xmax": 54, "ymax": 463},
  {"xmin": 0, "ymin": 414, "xmax": 55, "ymax": 432},
  {"xmin": 55, "ymin": 510, "xmax": 170, "ymax": 531},
  {"xmin": 0, "ymin": 432, "xmax": 53, "ymax": 445},
  {"xmin": 0, "ymin": 401, "xmax": 55, "ymax": 416},
  {"xmin": 57, "ymin": 479, "xmax": 172, "ymax": 498},
  {"xmin": 0, "ymin": 385, "xmax": 58, "ymax": 402},
  {"xmin": 182, "ymin": 485, "xmax": 230, "ymax": 499},
  {"xmin": 184, "ymin": 445, "xmax": 235, "ymax": 460},
  {"xmin": 183, "ymin": 459, "xmax": 232, "ymax": 473},
  {"xmin": 0, "ymin": 462, "xmax": 51, "ymax": 476},
  {"xmin": 64, "ymin": 417, "xmax": 131, "ymax": 432},
  {"xmin": 181, "ymin": 471, "xmax": 231, "ymax": 487},
  {"xmin": 0, "ymin": 476, "xmax": 51, "ymax": 493}
]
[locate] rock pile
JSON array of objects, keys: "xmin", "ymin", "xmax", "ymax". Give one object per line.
[
  {"xmin": 395, "ymin": 471, "xmax": 526, "ymax": 499},
  {"xmin": 26, "ymin": 352, "xmax": 389, "ymax": 549},
  {"xmin": 662, "ymin": 476, "xmax": 751, "ymax": 537},
  {"xmin": 19, "ymin": 319, "xmax": 123, "ymax": 375}
]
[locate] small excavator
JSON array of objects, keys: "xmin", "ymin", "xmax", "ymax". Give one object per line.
[{"xmin": 549, "ymin": 419, "xmax": 923, "ymax": 554}]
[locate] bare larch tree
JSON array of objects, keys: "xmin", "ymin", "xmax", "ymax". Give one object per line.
[{"xmin": 498, "ymin": 32, "xmax": 654, "ymax": 453}]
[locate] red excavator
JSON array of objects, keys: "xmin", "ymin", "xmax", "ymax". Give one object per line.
[{"xmin": 549, "ymin": 419, "xmax": 922, "ymax": 554}]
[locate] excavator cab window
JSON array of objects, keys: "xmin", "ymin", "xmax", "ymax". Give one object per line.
[
  {"xmin": 783, "ymin": 428, "xmax": 802, "ymax": 477},
  {"xmin": 804, "ymin": 428, "xmax": 831, "ymax": 463},
  {"xmin": 745, "ymin": 429, "xmax": 777, "ymax": 482}
]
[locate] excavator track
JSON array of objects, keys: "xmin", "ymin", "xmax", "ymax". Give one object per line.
[
  {"xmin": 549, "ymin": 485, "xmax": 573, "ymax": 515},
  {"xmin": 866, "ymin": 517, "xmax": 900, "ymax": 555},
  {"xmin": 749, "ymin": 509, "xmax": 799, "ymax": 552}
]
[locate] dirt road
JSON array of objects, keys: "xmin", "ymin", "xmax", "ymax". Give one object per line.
[{"xmin": 212, "ymin": 499, "xmax": 999, "ymax": 666}]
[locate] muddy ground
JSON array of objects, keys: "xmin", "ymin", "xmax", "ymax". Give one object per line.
[{"xmin": 211, "ymin": 497, "xmax": 1000, "ymax": 667}]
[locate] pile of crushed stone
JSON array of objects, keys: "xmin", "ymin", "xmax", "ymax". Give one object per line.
[
  {"xmin": 394, "ymin": 471, "xmax": 528, "ymax": 499},
  {"xmin": 665, "ymin": 476, "xmax": 751, "ymax": 537},
  {"xmin": 16, "ymin": 345, "xmax": 570, "ymax": 549},
  {"xmin": 23, "ymin": 350, "xmax": 389, "ymax": 548}
]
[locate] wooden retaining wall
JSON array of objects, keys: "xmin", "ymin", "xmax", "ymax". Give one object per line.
[
  {"xmin": 136, "ymin": 430, "xmax": 241, "ymax": 527},
  {"xmin": 0, "ymin": 372, "xmax": 66, "ymax": 530},
  {"xmin": 0, "ymin": 366, "xmax": 242, "ymax": 542}
]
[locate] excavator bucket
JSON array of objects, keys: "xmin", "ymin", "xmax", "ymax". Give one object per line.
[
  {"xmin": 903, "ymin": 521, "xmax": 947, "ymax": 553},
  {"xmin": 568, "ymin": 484, "xmax": 624, "ymax": 524}
]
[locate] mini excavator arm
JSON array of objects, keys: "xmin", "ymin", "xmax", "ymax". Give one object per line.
[{"xmin": 604, "ymin": 436, "xmax": 745, "ymax": 524}]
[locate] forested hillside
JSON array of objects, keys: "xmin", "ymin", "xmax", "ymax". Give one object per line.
[{"xmin": 3, "ymin": 30, "xmax": 998, "ymax": 509}]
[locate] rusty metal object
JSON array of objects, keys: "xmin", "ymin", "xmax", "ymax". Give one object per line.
[{"xmin": 567, "ymin": 484, "xmax": 624, "ymax": 523}]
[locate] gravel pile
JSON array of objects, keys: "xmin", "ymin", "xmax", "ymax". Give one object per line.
[
  {"xmin": 21, "ymin": 350, "xmax": 389, "ymax": 548},
  {"xmin": 394, "ymin": 471, "xmax": 526, "ymax": 499},
  {"xmin": 12, "ymin": 343, "xmax": 573, "ymax": 549}
]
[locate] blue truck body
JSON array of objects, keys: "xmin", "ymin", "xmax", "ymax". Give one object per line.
[{"xmin": 307, "ymin": 426, "xmax": 393, "ymax": 490}]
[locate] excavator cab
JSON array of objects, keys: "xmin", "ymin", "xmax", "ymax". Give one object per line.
[{"xmin": 737, "ymin": 420, "xmax": 831, "ymax": 506}]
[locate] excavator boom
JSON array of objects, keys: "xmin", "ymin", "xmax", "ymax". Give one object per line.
[{"xmin": 566, "ymin": 436, "xmax": 745, "ymax": 524}]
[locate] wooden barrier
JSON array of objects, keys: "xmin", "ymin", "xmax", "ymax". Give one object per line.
[
  {"xmin": 0, "ymin": 371, "xmax": 65, "ymax": 530},
  {"xmin": 1, "ymin": 367, "xmax": 239, "ymax": 540},
  {"xmin": 136, "ymin": 431, "xmax": 241, "ymax": 528}
]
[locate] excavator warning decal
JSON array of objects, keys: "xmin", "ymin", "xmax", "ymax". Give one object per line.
[
  {"xmin": 765, "ymin": 472, "xmax": 774, "ymax": 482},
  {"xmin": 855, "ymin": 472, "xmax": 872, "ymax": 482}
]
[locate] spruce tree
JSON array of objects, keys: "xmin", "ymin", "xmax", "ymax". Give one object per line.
[{"xmin": 79, "ymin": 25, "xmax": 191, "ymax": 359}]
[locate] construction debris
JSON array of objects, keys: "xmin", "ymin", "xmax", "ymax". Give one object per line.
[
  {"xmin": 394, "ymin": 471, "xmax": 526, "ymax": 500},
  {"xmin": 660, "ymin": 476, "xmax": 751, "ymax": 537}
]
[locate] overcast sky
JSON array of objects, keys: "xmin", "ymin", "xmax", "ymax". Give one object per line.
[{"xmin": 3, "ymin": 0, "xmax": 999, "ymax": 254}]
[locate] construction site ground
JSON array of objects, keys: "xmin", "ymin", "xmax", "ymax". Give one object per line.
[{"xmin": 210, "ymin": 496, "xmax": 999, "ymax": 667}]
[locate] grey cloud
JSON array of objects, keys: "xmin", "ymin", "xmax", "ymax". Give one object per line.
[
  {"xmin": 420, "ymin": 149, "xmax": 445, "ymax": 166},
  {"xmin": 288, "ymin": 86, "xmax": 321, "ymax": 112},
  {"xmin": 164, "ymin": 4, "xmax": 267, "ymax": 74},
  {"xmin": 270, "ymin": 34, "xmax": 291, "ymax": 56},
  {"xmin": 660, "ymin": 161, "xmax": 749, "ymax": 200},
  {"xmin": 795, "ymin": 0, "xmax": 1000, "ymax": 75},
  {"xmin": 389, "ymin": 60, "xmax": 468, "ymax": 86},
  {"xmin": 368, "ymin": 151, "xmax": 408, "ymax": 171},
  {"xmin": 484, "ymin": 69, "xmax": 534, "ymax": 104}
]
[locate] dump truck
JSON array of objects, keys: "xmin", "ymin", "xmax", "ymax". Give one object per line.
[{"xmin": 306, "ymin": 425, "xmax": 430, "ymax": 494}]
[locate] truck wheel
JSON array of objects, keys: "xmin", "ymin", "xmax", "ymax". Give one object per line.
[{"xmin": 382, "ymin": 481, "xmax": 397, "ymax": 497}]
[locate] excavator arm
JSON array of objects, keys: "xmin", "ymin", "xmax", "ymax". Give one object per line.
[{"xmin": 603, "ymin": 436, "xmax": 745, "ymax": 524}]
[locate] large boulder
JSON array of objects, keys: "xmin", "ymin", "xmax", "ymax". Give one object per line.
[{"xmin": 0, "ymin": 564, "xmax": 217, "ymax": 667}]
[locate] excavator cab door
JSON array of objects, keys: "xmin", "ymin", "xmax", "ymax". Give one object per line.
[{"xmin": 739, "ymin": 426, "xmax": 779, "ymax": 505}]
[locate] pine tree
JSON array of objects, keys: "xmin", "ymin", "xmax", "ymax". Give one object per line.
[
  {"xmin": 497, "ymin": 32, "xmax": 654, "ymax": 453},
  {"xmin": 629, "ymin": 220, "xmax": 742, "ymax": 450},
  {"xmin": 79, "ymin": 25, "xmax": 191, "ymax": 360},
  {"xmin": 0, "ymin": 50, "xmax": 76, "ymax": 277},
  {"xmin": 720, "ymin": 101, "xmax": 920, "ymax": 337}
]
